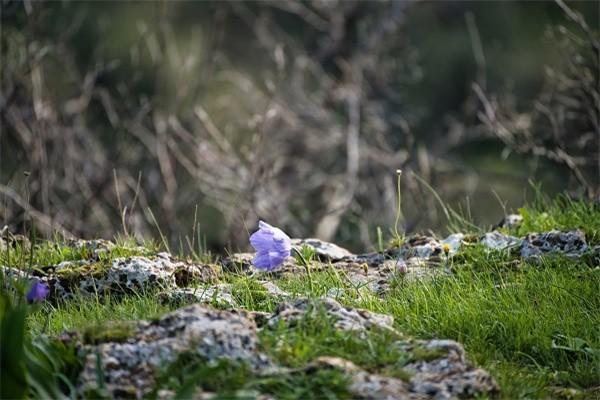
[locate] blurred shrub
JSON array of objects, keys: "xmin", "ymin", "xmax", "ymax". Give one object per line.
[{"xmin": 1, "ymin": 1, "xmax": 597, "ymax": 250}]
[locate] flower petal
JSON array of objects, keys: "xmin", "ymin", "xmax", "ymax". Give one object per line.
[
  {"xmin": 253, "ymin": 251, "xmax": 272, "ymax": 270},
  {"xmin": 250, "ymin": 229, "xmax": 273, "ymax": 252},
  {"xmin": 258, "ymin": 220, "xmax": 274, "ymax": 232},
  {"xmin": 267, "ymin": 250, "xmax": 287, "ymax": 270},
  {"xmin": 250, "ymin": 221, "xmax": 291, "ymax": 271},
  {"xmin": 26, "ymin": 280, "xmax": 50, "ymax": 303}
]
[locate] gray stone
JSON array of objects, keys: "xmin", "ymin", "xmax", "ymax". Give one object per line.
[
  {"xmin": 267, "ymin": 298, "xmax": 396, "ymax": 336},
  {"xmin": 481, "ymin": 231, "xmax": 521, "ymax": 250},
  {"xmin": 221, "ymin": 252, "xmax": 254, "ymax": 272},
  {"xmin": 440, "ymin": 233, "xmax": 465, "ymax": 255},
  {"xmin": 401, "ymin": 339, "xmax": 499, "ymax": 399},
  {"xmin": 292, "ymin": 238, "xmax": 355, "ymax": 261},
  {"xmin": 159, "ymin": 285, "xmax": 236, "ymax": 307},
  {"xmin": 302, "ymin": 357, "xmax": 422, "ymax": 400},
  {"xmin": 497, "ymin": 214, "xmax": 523, "ymax": 229},
  {"xmin": 520, "ymin": 230, "xmax": 588, "ymax": 259},
  {"xmin": 404, "ymin": 236, "xmax": 442, "ymax": 260},
  {"xmin": 258, "ymin": 281, "xmax": 291, "ymax": 298},
  {"xmin": 77, "ymin": 304, "xmax": 272, "ymax": 398},
  {"xmin": 65, "ymin": 238, "xmax": 116, "ymax": 257}
]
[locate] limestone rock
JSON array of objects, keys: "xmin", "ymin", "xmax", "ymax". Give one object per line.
[
  {"xmin": 303, "ymin": 357, "xmax": 422, "ymax": 400},
  {"xmin": 159, "ymin": 285, "xmax": 236, "ymax": 307},
  {"xmin": 267, "ymin": 297, "xmax": 396, "ymax": 335},
  {"xmin": 64, "ymin": 238, "xmax": 117, "ymax": 259},
  {"xmin": 292, "ymin": 238, "xmax": 354, "ymax": 261},
  {"xmin": 520, "ymin": 230, "xmax": 588, "ymax": 259},
  {"xmin": 496, "ymin": 214, "xmax": 523, "ymax": 229},
  {"xmin": 77, "ymin": 253, "xmax": 212, "ymax": 295},
  {"xmin": 258, "ymin": 281, "xmax": 291, "ymax": 298},
  {"xmin": 481, "ymin": 231, "xmax": 521, "ymax": 250},
  {"xmin": 221, "ymin": 252, "xmax": 254, "ymax": 272},
  {"xmin": 11, "ymin": 253, "xmax": 217, "ymax": 302},
  {"xmin": 76, "ymin": 304, "xmax": 272, "ymax": 398},
  {"xmin": 441, "ymin": 233, "xmax": 465, "ymax": 255},
  {"xmin": 403, "ymin": 236, "xmax": 443, "ymax": 260},
  {"xmin": 401, "ymin": 339, "xmax": 500, "ymax": 399}
]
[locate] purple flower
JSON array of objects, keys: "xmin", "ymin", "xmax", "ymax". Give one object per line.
[
  {"xmin": 250, "ymin": 221, "xmax": 291, "ymax": 271},
  {"xmin": 26, "ymin": 280, "xmax": 50, "ymax": 303},
  {"xmin": 396, "ymin": 259, "xmax": 408, "ymax": 274}
]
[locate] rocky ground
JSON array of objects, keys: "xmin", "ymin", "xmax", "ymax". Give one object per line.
[{"xmin": 2, "ymin": 199, "xmax": 600, "ymax": 399}]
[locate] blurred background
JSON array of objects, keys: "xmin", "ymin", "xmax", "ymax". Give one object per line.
[{"xmin": 1, "ymin": 0, "xmax": 598, "ymax": 253}]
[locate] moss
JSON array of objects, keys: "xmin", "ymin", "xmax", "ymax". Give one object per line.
[
  {"xmin": 256, "ymin": 367, "xmax": 352, "ymax": 399},
  {"xmin": 230, "ymin": 278, "xmax": 276, "ymax": 311},
  {"xmin": 410, "ymin": 346, "xmax": 449, "ymax": 362},
  {"xmin": 82, "ymin": 321, "xmax": 137, "ymax": 345},
  {"xmin": 151, "ymin": 353, "xmax": 254, "ymax": 397},
  {"xmin": 380, "ymin": 366, "xmax": 413, "ymax": 382},
  {"xmin": 54, "ymin": 262, "xmax": 111, "ymax": 290}
]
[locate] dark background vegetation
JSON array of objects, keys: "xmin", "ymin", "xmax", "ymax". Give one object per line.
[{"xmin": 1, "ymin": 0, "xmax": 598, "ymax": 252}]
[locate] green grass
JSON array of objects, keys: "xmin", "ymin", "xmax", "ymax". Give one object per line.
[
  {"xmin": 516, "ymin": 193, "xmax": 600, "ymax": 244},
  {"xmin": 4, "ymin": 195, "xmax": 600, "ymax": 399},
  {"xmin": 1, "ymin": 235, "xmax": 158, "ymax": 273}
]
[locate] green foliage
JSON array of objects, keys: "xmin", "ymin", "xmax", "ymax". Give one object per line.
[
  {"xmin": 0, "ymin": 293, "xmax": 28, "ymax": 399},
  {"xmin": 230, "ymin": 278, "xmax": 279, "ymax": 312},
  {"xmin": 260, "ymin": 305, "xmax": 409, "ymax": 375},
  {"xmin": 293, "ymin": 245, "xmax": 316, "ymax": 267},
  {"xmin": 253, "ymin": 368, "xmax": 352, "ymax": 400},
  {"xmin": 152, "ymin": 354, "xmax": 253, "ymax": 398},
  {"xmin": 0, "ymin": 238, "xmax": 156, "ymax": 272},
  {"xmin": 517, "ymin": 194, "xmax": 600, "ymax": 244},
  {"xmin": 82, "ymin": 321, "xmax": 137, "ymax": 345},
  {"xmin": 0, "ymin": 290, "xmax": 80, "ymax": 399},
  {"xmin": 385, "ymin": 264, "xmax": 600, "ymax": 390},
  {"xmin": 6, "ymin": 195, "xmax": 600, "ymax": 398}
]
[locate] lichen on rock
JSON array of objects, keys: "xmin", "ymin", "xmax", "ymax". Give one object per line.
[
  {"xmin": 520, "ymin": 230, "xmax": 588, "ymax": 259},
  {"xmin": 267, "ymin": 297, "xmax": 396, "ymax": 336},
  {"xmin": 76, "ymin": 304, "xmax": 272, "ymax": 398},
  {"xmin": 400, "ymin": 339, "xmax": 500, "ymax": 399}
]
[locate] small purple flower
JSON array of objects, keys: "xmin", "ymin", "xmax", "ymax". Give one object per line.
[
  {"xmin": 250, "ymin": 220, "xmax": 292, "ymax": 271},
  {"xmin": 26, "ymin": 280, "xmax": 50, "ymax": 303},
  {"xmin": 396, "ymin": 259, "xmax": 408, "ymax": 274}
]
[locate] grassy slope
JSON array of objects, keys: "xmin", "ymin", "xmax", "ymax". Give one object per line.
[{"xmin": 10, "ymin": 195, "xmax": 600, "ymax": 399}]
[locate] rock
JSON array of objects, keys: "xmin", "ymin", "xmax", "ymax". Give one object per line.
[
  {"xmin": 440, "ymin": 233, "xmax": 465, "ymax": 255},
  {"xmin": 221, "ymin": 252, "xmax": 254, "ymax": 272},
  {"xmin": 385, "ymin": 259, "xmax": 449, "ymax": 283},
  {"xmin": 496, "ymin": 214, "xmax": 523, "ymax": 229},
  {"xmin": 64, "ymin": 238, "xmax": 116, "ymax": 259},
  {"xmin": 326, "ymin": 287, "xmax": 347, "ymax": 298},
  {"xmin": 481, "ymin": 231, "xmax": 522, "ymax": 250},
  {"xmin": 302, "ymin": 357, "xmax": 421, "ymax": 400},
  {"xmin": 291, "ymin": 238, "xmax": 354, "ymax": 261},
  {"xmin": 158, "ymin": 285, "xmax": 236, "ymax": 307},
  {"xmin": 258, "ymin": 281, "xmax": 291, "ymax": 298},
  {"xmin": 298, "ymin": 345, "xmax": 499, "ymax": 400},
  {"xmin": 19, "ymin": 253, "xmax": 218, "ymax": 302},
  {"xmin": 401, "ymin": 339, "xmax": 500, "ymax": 399},
  {"xmin": 267, "ymin": 298, "xmax": 396, "ymax": 336},
  {"xmin": 1, "ymin": 265, "xmax": 33, "ymax": 281},
  {"xmin": 520, "ymin": 230, "xmax": 588, "ymax": 259},
  {"xmin": 76, "ymin": 254, "xmax": 200, "ymax": 295},
  {"xmin": 76, "ymin": 304, "xmax": 272, "ymax": 398},
  {"xmin": 340, "ymin": 263, "xmax": 391, "ymax": 294},
  {"xmin": 403, "ymin": 236, "xmax": 443, "ymax": 260},
  {"xmin": 354, "ymin": 251, "xmax": 388, "ymax": 266}
]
